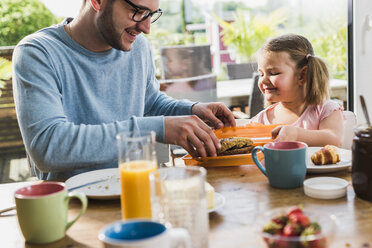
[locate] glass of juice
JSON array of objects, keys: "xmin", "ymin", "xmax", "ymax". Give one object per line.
[{"xmin": 116, "ymin": 131, "xmax": 158, "ymax": 220}]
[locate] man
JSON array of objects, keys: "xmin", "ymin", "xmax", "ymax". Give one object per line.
[{"xmin": 12, "ymin": 0, "xmax": 235, "ymax": 180}]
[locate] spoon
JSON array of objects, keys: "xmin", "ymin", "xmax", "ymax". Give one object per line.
[{"xmin": 360, "ymin": 95, "xmax": 371, "ymax": 126}]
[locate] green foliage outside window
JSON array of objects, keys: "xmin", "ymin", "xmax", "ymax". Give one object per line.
[
  {"xmin": 312, "ymin": 25, "xmax": 347, "ymax": 80},
  {"xmin": 0, "ymin": 0, "xmax": 58, "ymax": 46}
]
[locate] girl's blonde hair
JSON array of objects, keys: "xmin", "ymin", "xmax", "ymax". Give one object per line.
[{"xmin": 260, "ymin": 34, "xmax": 330, "ymax": 106}]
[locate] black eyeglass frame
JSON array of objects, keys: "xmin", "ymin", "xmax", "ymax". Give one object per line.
[{"xmin": 123, "ymin": 0, "xmax": 163, "ymax": 23}]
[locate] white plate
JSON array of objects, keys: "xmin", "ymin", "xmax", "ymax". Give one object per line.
[
  {"xmin": 65, "ymin": 168, "xmax": 120, "ymax": 200},
  {"xmin": 65, "ymin": 169, "xmax": 228, "ymax": 210},
  {"xmin": 208, "ymin": 192, "xmax": 225, "ymax": 213},
  {"xmin": 306, "ymin": 147, "xmax": 352, "ymax": 173}
]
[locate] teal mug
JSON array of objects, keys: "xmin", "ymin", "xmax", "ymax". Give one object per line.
[{"xmin": 252, "ymin": 141, "xmax": 307, "ymax": 189}]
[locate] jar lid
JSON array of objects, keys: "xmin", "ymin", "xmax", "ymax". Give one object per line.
[
  {"xmin": 354, "ymin": 124, "xmax": 372, "ymax": 137},
  {"xmin": 303, "ymin": 177, "xmax": 349, "ymax": 199}
]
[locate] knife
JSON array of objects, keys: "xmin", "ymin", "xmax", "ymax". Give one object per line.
[
  {"xmin": 67, "ymin": 178, "xmax": 108, "ymax": 191},
  {"xmin": 0, "ymin": 178, "xmax": 108, "ymax": 215}
]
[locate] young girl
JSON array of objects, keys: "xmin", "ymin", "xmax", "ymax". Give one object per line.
[{"xmin": 250, "ymin": 34, "xmax": 344, "ymax": 147}]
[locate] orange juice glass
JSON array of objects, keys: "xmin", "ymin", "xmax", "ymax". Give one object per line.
[
  {"xmin": 116, "ymin": 131, "xmax": 158, "ymax": 220},
  {"xmin": 119, "ymin": 160, "xmax": 157, "ymax": 219}
]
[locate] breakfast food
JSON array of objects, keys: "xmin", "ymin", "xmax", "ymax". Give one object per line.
[
  {"xmin": 217, "ymin": 137, "xmax": 254, "ymax": 156},
  {"xmin": 311, "ymin": 145, "xmax": 340, "ymax": 165},
  {"xmin": 205, "ymin": 182, "xmax": 215, "ymax": 209},
  {"xmin": 262, "ymin": 206, "xmax": 326, "ymax": 248}
]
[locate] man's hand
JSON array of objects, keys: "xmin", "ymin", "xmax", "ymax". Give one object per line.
[
  {"xmin": 191, "ymin": 102, "xmax": 236, "ymax": 129},
  {"xmin": 164, "ymin": 116, "xmax": 221, "ymax": 158},
  {"xmin": 272, "ymin": 125, "xmax": 299, "ymax": 141}
]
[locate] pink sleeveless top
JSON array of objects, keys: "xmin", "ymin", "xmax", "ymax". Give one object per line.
[{"xmin": 249, "ymin": 100, "xmax": 344, "ymax": 130}]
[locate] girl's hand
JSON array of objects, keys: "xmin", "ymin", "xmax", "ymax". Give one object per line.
[{"xmin": 272, "ymin": 125, "xmax": 299, "ymax": 141}]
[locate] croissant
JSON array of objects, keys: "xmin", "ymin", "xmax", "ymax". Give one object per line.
[{"xmin": 311, "ymin": 145, "xmax": 340, "ymax": 165}]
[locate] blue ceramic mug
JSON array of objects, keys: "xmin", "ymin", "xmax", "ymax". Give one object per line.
[
  {"xmin": 252, "ymin": 141, "xmax": 307, "ymax": 189},
  {"xmin": 98, "ymin": 220, "xmax": 191, "ymax": 248}
]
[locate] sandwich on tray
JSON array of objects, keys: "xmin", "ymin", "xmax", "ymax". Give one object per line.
[{"xmin": 217, "ymin": 137, "xmax": 254, "ymax": 156}]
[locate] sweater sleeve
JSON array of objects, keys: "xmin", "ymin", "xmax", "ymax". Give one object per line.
[{"xmin": 12, "ymin": 38, "xmax": 192, "ymax": 176}]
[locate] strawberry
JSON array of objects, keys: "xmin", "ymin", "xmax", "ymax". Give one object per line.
[
  {"xmin": 288, "ymin": 212, "xmax": 301, "ymax": 223},
  {"xmin": 262, "ymin": 206, "xmax": 324, "ymax": 248},
  {"xmin": 288, "ymin": 212, "xmax": 310, "ymax": 228},
  {"xmin": 298, "ymin": 215, "xmax": 310, "ymax": 228},
  {"xmin": 272, "ymin": 214, "xmax": 289, "ymax": 226},
  {"xmin": 283, "ymin": 223, "xmax": 302, "ymax": 237},
  {"xmin": 286, "ymin": 206, "xmax": 303, "ymax": 217}
]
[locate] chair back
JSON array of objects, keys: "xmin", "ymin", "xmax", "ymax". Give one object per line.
[
  {"xmin": 159, "ymin": 45, "xmax": 216, "ymax": 164},
  {"xmin": 160, "ymin": 45, "xmax": 212, "ymax": 80},
  {"xmin": 226, "ymin": 62, "xmax": 258, "ymax": 80},
  {"xmin": 248, "ymin": 73, "xmax": 264, "ymax": 118},
  {"xmin": 343, "ymin": 110, "xmax": 357, "ymax": 149},
  {"xmin": 159, "ymin": 45, "xmax": 217, "ymax": 102}
]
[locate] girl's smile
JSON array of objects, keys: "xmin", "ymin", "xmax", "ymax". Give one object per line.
[{"xmin": 263, "ymin": 87, "xmax": 277, "ymax": 93}]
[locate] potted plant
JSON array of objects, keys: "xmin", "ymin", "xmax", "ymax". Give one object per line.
[{"xmin": 212, "ymin": 8, "xmax": 287, "ymax": 63}]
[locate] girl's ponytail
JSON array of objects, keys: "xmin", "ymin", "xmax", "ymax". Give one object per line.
[{"xmin": 305, "ymin": 55, "xmax": 330, "ymax": 105}]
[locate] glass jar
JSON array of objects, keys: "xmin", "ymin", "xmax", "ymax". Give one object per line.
[{"xmin": 352, "ymin": 124, "xmax": 372, "ymax": 201}]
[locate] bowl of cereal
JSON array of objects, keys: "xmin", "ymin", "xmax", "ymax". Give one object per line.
[{"xmin": 255, "ymin": 206, "xmax": 337, "ymax": 248}]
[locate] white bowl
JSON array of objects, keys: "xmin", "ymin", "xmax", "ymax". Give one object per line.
[{"xmin": 303, "ymin": 177, "xmax": 348, "ymax": 199}]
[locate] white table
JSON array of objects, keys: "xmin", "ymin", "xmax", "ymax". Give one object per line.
[
  {"xmin": 217, "ymin": 78, "xmax": 253, "ymax": 107},
  {"xmin": 217, "ymin": 78, "xmax": 253, "ymax": 99}
]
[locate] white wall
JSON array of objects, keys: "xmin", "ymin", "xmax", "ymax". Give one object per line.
[
  {"xmin": 354, "ymin": 0, "xmax": 372, "ymax": 124},
  {"xmin": 40, "ymin": 0, "xmax": 82, "ymax": 18}
]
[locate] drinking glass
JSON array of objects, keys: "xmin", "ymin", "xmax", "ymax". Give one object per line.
[
  {"xmin": 116, "ymin": 131, "xmax": 158, "ymax": 220},
  {"xmin": 149, "ymin": 167, "xmax": 209, "ymax": 248}
]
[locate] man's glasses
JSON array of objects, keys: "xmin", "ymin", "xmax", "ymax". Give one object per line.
[{"xmin": 123, "ymin": 0, "xmax": 163, "ymax": 23}]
